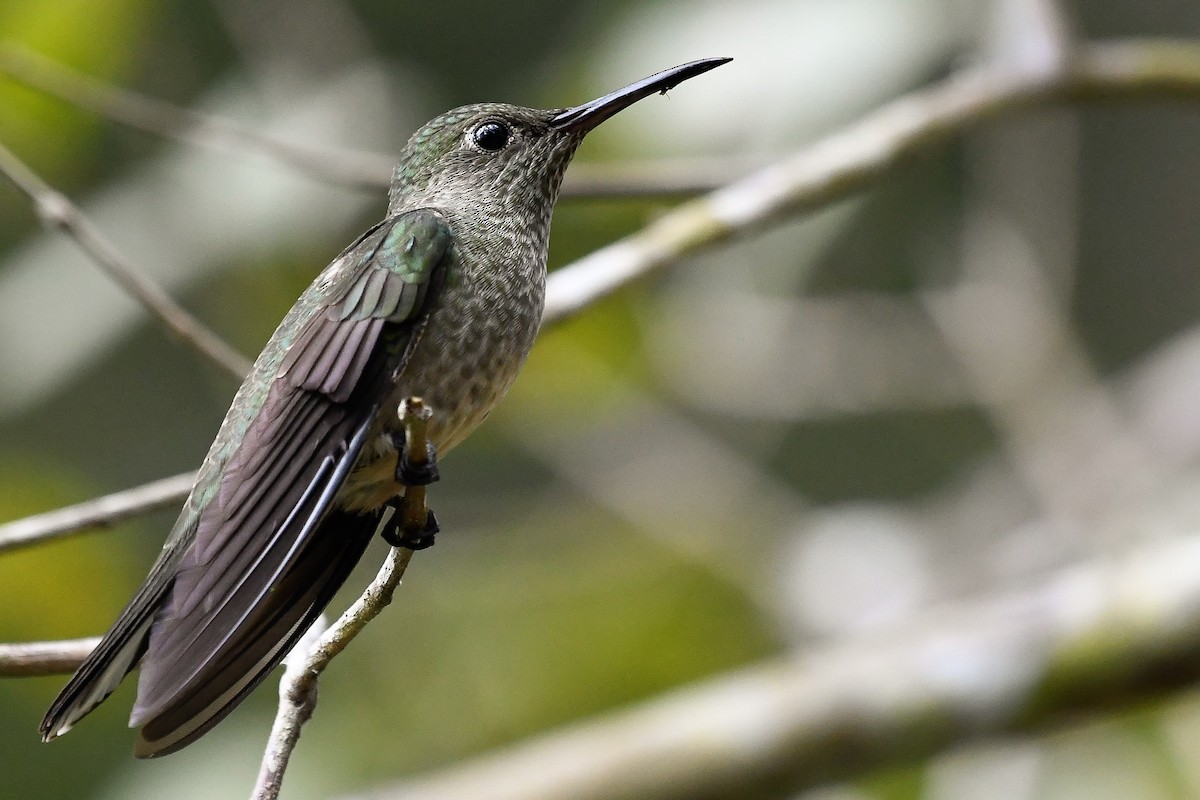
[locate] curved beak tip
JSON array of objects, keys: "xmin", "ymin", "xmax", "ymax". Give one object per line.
[{"xmin": 551, "ymin": 57, "xmax": 732, "ymax": 133}]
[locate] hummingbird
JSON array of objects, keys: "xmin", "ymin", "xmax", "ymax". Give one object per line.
[{"xmin": 39, "ymin": 57, "xmax": 730, "ymax": 757}]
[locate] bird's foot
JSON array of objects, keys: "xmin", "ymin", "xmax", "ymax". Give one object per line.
[
  {"xmin": 381, "ymin": 505, "xmax": 439, "ymax": 550},
  {"xmin": 390, "ymin": 431, "xmax": 440, "ymax": 486}
]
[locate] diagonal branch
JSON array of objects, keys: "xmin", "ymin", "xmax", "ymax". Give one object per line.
[
  {"xmin": 0, "ymin": 140, "xmax": 251, "ymax": 379},
  {"xmin": 0, "ymin": 42, "xmax": 394, "ymax": 190},
  {"xmin": 251, "ymin": 398, "xmax": 435, "ymax": 800},
  {"xmin": 542, "ymin": 38, "xmax": 1200, "ymax": 323},
  {"xmin": 251, "ymin": 547, "xmax": 415, "ymax": 800},
  {"xmin": 0, "ymin": 471, "xmax": 194, "ymax": 556},
  {"xmin": 349, "ymin": 531, "xmax": 1200, "ymax": 800}
]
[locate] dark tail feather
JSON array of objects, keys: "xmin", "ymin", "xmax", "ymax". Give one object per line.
[
  {"xmin": 40, "ymin": 555, "xmax": 179, "ymax": 742},
  {"xmin": 131, "ymin": 509, "xmax": 381, "ymax": 758}
]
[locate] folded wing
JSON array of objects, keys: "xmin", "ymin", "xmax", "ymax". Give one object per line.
[{"xmin": 41, "ymin": 209, "xmax": 452, "ymax": 757}]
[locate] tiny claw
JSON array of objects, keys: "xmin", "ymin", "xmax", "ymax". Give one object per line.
[{"xmin": 381, "ymin": 509, "xmax": 439, "ymax": 550}]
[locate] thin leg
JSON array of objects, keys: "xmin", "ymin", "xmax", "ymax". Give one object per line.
[{"xmin": 389, "ymin": 431, "xmax": 440, "ymax": 486}]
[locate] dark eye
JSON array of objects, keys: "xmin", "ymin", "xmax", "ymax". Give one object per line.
[{"xmin": 472, "ymin": 121, "xmax": 510, "ymax": 151}]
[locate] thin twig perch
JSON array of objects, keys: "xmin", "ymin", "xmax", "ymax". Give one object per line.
[{"xmin": 251, "ymin": 398, "xmax": 435, "ymax": 800}]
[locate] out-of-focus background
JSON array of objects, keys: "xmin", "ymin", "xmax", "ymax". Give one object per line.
[{"xmin": 5, "ymin": 0, "xmax": 1200, "ymax": 798}]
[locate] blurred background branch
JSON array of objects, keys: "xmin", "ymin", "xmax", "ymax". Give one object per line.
[
  {"xmin": 0, "ymin": 471, "xmax": 194, "ymax": 556},
  {"xmin": 0, "ymin": 638, "xmax": 97, "ymax": 678},
  {"xmin": 350, "ymin": 530, "xmax": 1200, "ymax": 800},
  {"xmin": 541, "ymin": 37, "xmax": 1200, "ymax": 323},
  {"xmin": 0, "ymin": 140, "xmax": 251, "ymax": 379},
  {"xmin": 0, "ymin": 43, "xmax": 751, "ymax": 200},
  {"xmin": 0, "ymin": 41, "xmax": 394, "ymax": 191}
]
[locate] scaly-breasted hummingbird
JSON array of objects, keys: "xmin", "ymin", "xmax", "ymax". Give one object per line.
[{"xmin": 40, "ymin": 57, "xmax": 729, "ymax": 757}]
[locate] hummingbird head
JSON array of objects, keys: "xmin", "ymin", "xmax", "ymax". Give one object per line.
[{"xmin": 386, "ymin": 58, "xmax": 731, "ymax": 228}]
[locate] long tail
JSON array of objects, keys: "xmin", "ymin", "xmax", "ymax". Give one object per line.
[
  {"xmin": 40, "ymin": 508, "xmax": 382, "ymax": 758},
  {"xmin": 40, "ymin": 549, "xmax": 180, "ymax": 742},
  {"xmin": 130, "ymin": 508, "xmax": 381, "ymax": 757}
]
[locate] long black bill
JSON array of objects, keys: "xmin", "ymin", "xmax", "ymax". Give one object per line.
[{"xmin": 550, "ymin": 57, "xmax": 732, "ymax": 133}]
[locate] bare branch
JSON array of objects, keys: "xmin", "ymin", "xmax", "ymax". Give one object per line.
[
  {"xmin": 543, "ymin": 38, "xmax": 1200, "ymax": 324},
  {"xmin": 0, "ymin": 471, "xmax": 194, "ymax": 556},
  {"xmin": 251, "ymin": 547, "xmax": 413, "ymax": 800},
  {"xmin": 350, "ymin": 531, "xmax": 1200, "ymax": 800},
  {"xmin": 0, "ymin": 43, "xmax": 747, "ymax": 199},
  {"xmin": 0, "ymin": 637, "xmax": 97, "ymax": 677},
  {"xmin": 251, "ymin": 399, "xmax": 433, "ymax": 800},
  {"xmin": 0, "ymin": 42, "xmax": 394, "ymax": 190},
  {"xmin": 0, "ymin": 140, "xmax": 251, "ymax": 379}
]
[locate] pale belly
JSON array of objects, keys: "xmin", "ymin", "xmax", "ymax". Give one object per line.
[{"xmin": 334, "ymin": 279, "xmax": 541, "ymax": 513}]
